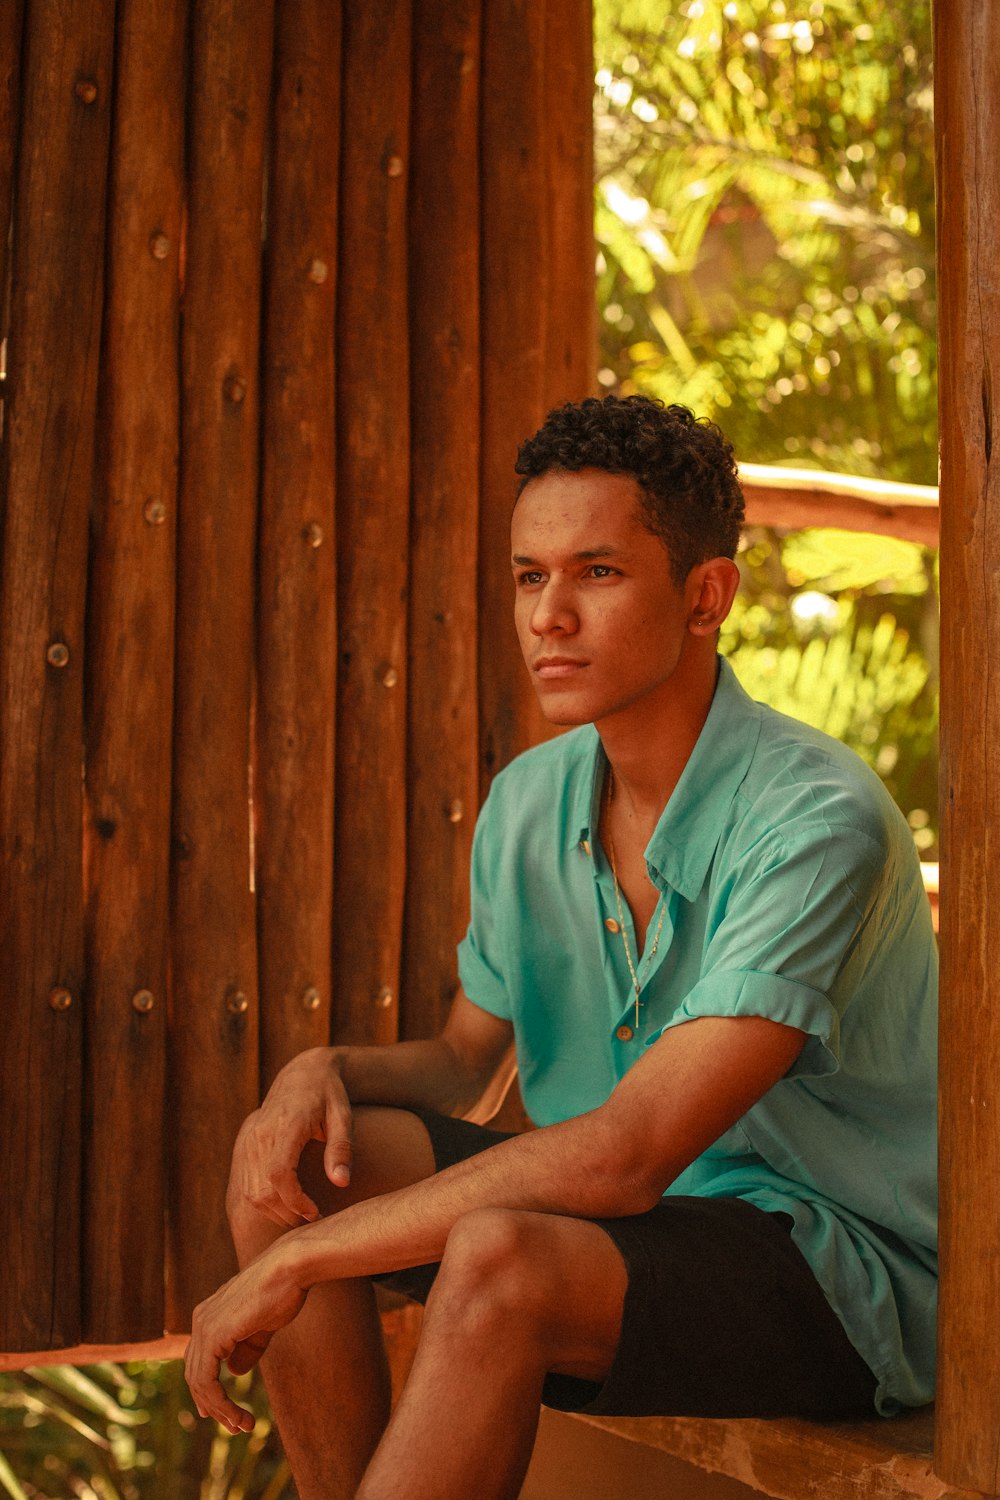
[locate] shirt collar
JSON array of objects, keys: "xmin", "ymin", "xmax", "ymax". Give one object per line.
[{"xmin": 569, "ymin": 658, "xmax": 762, "ymax": 901}]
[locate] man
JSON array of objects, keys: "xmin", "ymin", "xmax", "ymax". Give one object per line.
[{"xmin": 185, "ymin": 396, "xmax": 937, "ymax": 1500}]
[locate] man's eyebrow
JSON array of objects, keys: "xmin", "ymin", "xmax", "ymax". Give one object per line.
[{"xmin": 511, "ymin": 546, "xmax": 621, "ymax": 566}]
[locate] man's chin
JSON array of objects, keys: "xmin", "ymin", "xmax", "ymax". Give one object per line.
[{"xmin": 533, "ymin": 694, "xmax": 594, "ymax": 727}]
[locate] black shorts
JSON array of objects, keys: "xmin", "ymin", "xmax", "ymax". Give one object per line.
[{"xmin": 376, "ymin": 1110, "xmax": 879, "ymax": 1421}]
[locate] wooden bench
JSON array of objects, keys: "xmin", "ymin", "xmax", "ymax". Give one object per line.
[
  {"xmin": 379, "ymin": 1304, "xmax": 984, "ymax": 1500},
  {"xmin": 572, "ymin": 1409, "xmax": 982, "ymax": 1500}
]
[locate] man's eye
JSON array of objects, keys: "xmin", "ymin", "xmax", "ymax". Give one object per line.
[
  {"xmin": 590, "ymin": 565, "xmax": 616, "ymax": 579},
  {"xmin": 516, "ymin": 570, "xmax": 544, "ymax": 586}
]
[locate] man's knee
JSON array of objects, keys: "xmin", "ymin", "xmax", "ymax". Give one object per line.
[
  {"xmin": 427, "ymin": 1208, "xmax": 628, "ymax": 1380},
  {"xmin": 429, "ymin": 1208, "xmax": 555, "ymax": 1343}
]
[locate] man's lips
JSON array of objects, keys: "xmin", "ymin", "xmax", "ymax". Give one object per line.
[{"xmin": 533, "ymin": 656, "xmax": 589, "ymax": 679}]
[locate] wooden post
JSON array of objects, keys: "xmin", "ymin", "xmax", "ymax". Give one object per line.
[
  {"xmin": 0, "ymin": 0, "xmax": 116, "ymax": 1349},
  {"xmin": 0, "ymin": 0, "xmax": 23, "ymax": 309},
  {"xmin": 256, "ymin": 0, "xmax": 340, "ymax": 1086},
  {"xmin": 167, "ymin": 0, "xmax": 274, "ymax": 1325},
  {"xmin": 544, "ymin": 0, "xmax": 596, "ymax": 406},
  {"xmin": 333, "ymin": 0, "xmax": 411, "ymax": 1047},
  {"xmin": 82, "ymin": 0, "xmax": 185, "ymax": 1342},
  {"xmin": 935, "ymin": 2, "xmax": 1000, "ymax": 1490},
  {"xmin": 401, "ymin": 0, "xmax": 481, "ymax": 1040},
  {"xmin": 478, "ymin": 1, "xmax": 562, "ymax": 794}
]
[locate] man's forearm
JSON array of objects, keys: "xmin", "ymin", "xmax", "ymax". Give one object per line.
[
  {"xmin": 335, "ymin": 1034, "xmax": 507, "ymax": 1119},
  {"xmin": 273, "ymin": 1104, "xmax": 649, "ymax": 1292}
]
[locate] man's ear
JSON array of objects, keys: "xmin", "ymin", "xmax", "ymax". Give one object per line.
[{"xmin": 686, "ymin": 557, "xmax": 741, "ymax": 636}]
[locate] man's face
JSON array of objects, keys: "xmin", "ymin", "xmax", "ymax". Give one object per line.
[{"xmin": 511, "ymin": 468, "xmax": 697, "ymax": 728}]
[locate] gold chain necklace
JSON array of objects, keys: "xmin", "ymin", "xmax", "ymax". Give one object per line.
[{"xmin": 604, "ymin": 768, "xmax": 666, "ymax": 1029}]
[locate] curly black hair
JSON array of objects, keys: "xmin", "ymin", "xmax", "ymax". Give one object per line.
[{"xmin": 514, "ymin": 394, "xmax": 744, "ymax": 585}]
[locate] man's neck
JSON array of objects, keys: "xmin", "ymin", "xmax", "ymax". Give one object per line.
[{"xmin": 596, "ymin": 646, "xmax": 719, "ymax": 827}]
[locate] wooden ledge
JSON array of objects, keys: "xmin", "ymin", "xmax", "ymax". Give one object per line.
[
  {"xmin": 739, "ymin": 463, "xmax": 939, "ymax": 546},
  {"xmin": 573, "ymin": 1408, "xmax": 980, "ymax": 1500}
]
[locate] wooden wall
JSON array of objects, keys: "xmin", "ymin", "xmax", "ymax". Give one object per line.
[{"xmin": 0, "ymin": 0, "xmax": 594, "ymax": 1350}]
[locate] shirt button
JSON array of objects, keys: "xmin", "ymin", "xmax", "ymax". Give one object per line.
[
  {"xmin": 616, "ymin": 1024, "xmax": 634, "ymax": 1042},
  {"xmin": 605, "ymin": 917, "xmax": 620, "ymax": 933}
]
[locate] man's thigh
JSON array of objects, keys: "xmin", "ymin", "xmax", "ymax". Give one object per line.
[
  {"xmin": 380, "ymin": 1111, "xmax": 878, "ymax": 1423},
  {"xmin": 295, "ymin": 1105, "xmax": 439, "ymax": 1216}
]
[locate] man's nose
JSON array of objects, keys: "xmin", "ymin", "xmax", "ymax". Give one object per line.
[{"xmin": 530, "ymin": 579, "xmax": 577, "ymax": 635}]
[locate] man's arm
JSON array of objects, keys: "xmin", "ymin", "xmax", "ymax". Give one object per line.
[
  {"xmin": 230, "ymin": 989, "xmax": 514, "ymax": 1226},
  {"xmin": 188, "ymin": 1012, "xmax": 805, "ymax": 1427}
]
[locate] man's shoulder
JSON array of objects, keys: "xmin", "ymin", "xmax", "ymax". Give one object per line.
[
  {"xmin": 736, "ymin": 694, "xmax": 908, "ymax": 863},
  {"xmin": 488, "ymin": 725, "xmax": 598, "ymax": 798}
]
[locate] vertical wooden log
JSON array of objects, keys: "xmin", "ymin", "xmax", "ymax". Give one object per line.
[
  {"xmin": 401, "ymin": 0, "xmax": 480, "ymax": 1041},
  {"xmin": 257, "ymin": 0, "xmax": 340, "ymax": 1085},
  {"xmin": 0, "ymin": 0, "xmax": 24, "ymax": 309},
  {"xmin": 82, "ymin": 0, "xmax": 185, "ymax": 1343},
  {"xmin": 544, "ymin": 0, "xmax": 596, "ymax": 406},
  {"xmin": 334, "ymin": 1, "xmax": 411, "ymax": 1047},
  {"xmin": 478, "ymin": 2, "xmax": 554, "ymax": 794},
  {"xmin": 934, "ymin": 3, "xmax": 1000, "ymax": 1490},
  {"xmin": 0, "ymin": 0, "xmax": 115, "ymax": 1349},
  {"xmin": 168, "ymin": 0, "xmax": 274, "ymax": 1326}
]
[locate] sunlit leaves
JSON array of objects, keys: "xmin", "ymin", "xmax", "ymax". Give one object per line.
[{"xmin": 593, "ymin": 0, "xmax": 936, "ymax": 481}]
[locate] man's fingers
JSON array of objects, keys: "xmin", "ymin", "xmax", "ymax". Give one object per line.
[
  {"xmin": 252, "ymin": 1165, "xmax": 319, "ymax": 1224},
  {"xmin": 185, "ymin": 1334, "xmax": 254, "ymax": 1436},
  {"xmin": 324, "ymin": 1134, "xmax": 353, "ymax": 1188}
]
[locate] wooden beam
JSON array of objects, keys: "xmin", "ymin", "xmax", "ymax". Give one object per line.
[
  {"xmin": 333, "ymin": 0, "xmax": 411, "ymax": 1046},
  {"xmin": 478, "ymin": 0, "xmax": 553, "ymax": 793},
  {"xmin": 402, "ymin": 0, "xmax": 481, "ymax": 1041},
  {"xmin": 544, "ymin": 0, "xmax": 596, "ymax": 406},
  {"xmin": 167, "ymin": 0, "xmax": 274, "ymax": 1326},
  {"xmin": 740, "ymin": 464, "xmax": 939, "ymax": 546},
  {"xmin": 82, "ymin": 0, "xmax": 185, "ymax": 1343},
  {"xmin": 0, "ymin": 0, "xmax": 116, "ymax": 1351},
  {"xmin": 0, "ymin": 0, "xmax": 23, "ymax": 309},
  {"xmin": 934, "ymin": 1, "xmax": 1000, "ymax": 1492},
  {"xmin": 256, "ymin": 0, "xmax": 340, "ymax": 1085}
]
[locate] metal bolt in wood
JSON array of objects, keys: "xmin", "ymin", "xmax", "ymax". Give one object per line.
[
  {"xmin": 48, "ymin": 987, "xmax": 72, "ymax": 1011},
  {"xmin": 132, "ymin": 989, "xmax": 155, "ymax": 1014},
  {"xmin": 380, "ymin": 665, "xmax": 399, "ymax": 688},
  {"xmin": 149, "ymin": 232, "xmax": 170, "ymax": 260},
  {"xmin": 375, "ymin": 986, "xmax": 394, "ymax": 1010},
  {"xmin": 386, "ymin": 155, "xmax": 404, "ymax": 178},
  {"xmin": 301, "ymin": 986, "xmax": 321, "ymax": 1011},
  {"xmin": 307, "ymin": 257, "xmax": 328, "ymax": 284},
  {"xmin": 75, "ymin": 78, "xmax": 98, "ymax": 104},
  {"xmin": 144, "ymin": 499, "xmax": 167, "ymax": 525},
  {"xmin": 303, "ymin": 522, "xmax": 323, "ymax": 547},
  {"xmin": 446, "ymin": 799, "xmax": 464, "ymax": 824},
  {"xmin": 46, "ymin": 641, "xmax": 70, "ymax": 668},
  {"xmin": 225, "ymin": 988, "xmax": 249, "ymax": 1016},
  {"xmin": 223, "ymin": 373, "xmax": 247, "ymax": 404}
]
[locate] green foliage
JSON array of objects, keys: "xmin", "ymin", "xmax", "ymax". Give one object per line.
[
  {"xmin": 594, "ymin": 0, "xmax": 936, "ymax": 483},
  {"xmin": 0, "ymin": 1362, "xmax": 290, "ymax": 1500},
  {"xmin": 721, "ymin": 527, "xmax": 939, "ymax": 850},
  {"xmin": 594, "ymin": 0, "xmax": 939, "ymax": 847}
]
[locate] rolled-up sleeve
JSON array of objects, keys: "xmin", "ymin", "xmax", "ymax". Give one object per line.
[{"xmin": 648, "ymin": 826, "xmax": 886, "ymax": 1078}]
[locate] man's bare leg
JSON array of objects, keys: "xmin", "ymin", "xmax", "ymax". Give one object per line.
[
  {"xmin": 357, "ymin": 1207, "xmax": 629, "ymax": 1500},
  {"xmin": 226, "ymin": 1106, "xmax": 437, "ymax": 1500}
]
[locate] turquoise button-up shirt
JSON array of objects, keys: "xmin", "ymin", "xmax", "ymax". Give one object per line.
[{"xmin": 458, "ymin": 657, "xmax": 938, "ymax": 1414}]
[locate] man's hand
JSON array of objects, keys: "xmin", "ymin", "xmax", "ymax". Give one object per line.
[
  {"xmin": 185, "ymin": 1244, "xmax": 308, "ymax": 1434},
  {"xmin": 229, "ymin": 1048, "xmax": 353, "ymax": 1227}
]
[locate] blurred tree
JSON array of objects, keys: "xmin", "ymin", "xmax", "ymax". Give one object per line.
[
  {"xmin": 593, "ymin": 0, "xmax": 940, "ymax": 852},
  {"xmin": 594, "ymin": 0, "xmax": 936, "ymax": 483}
]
